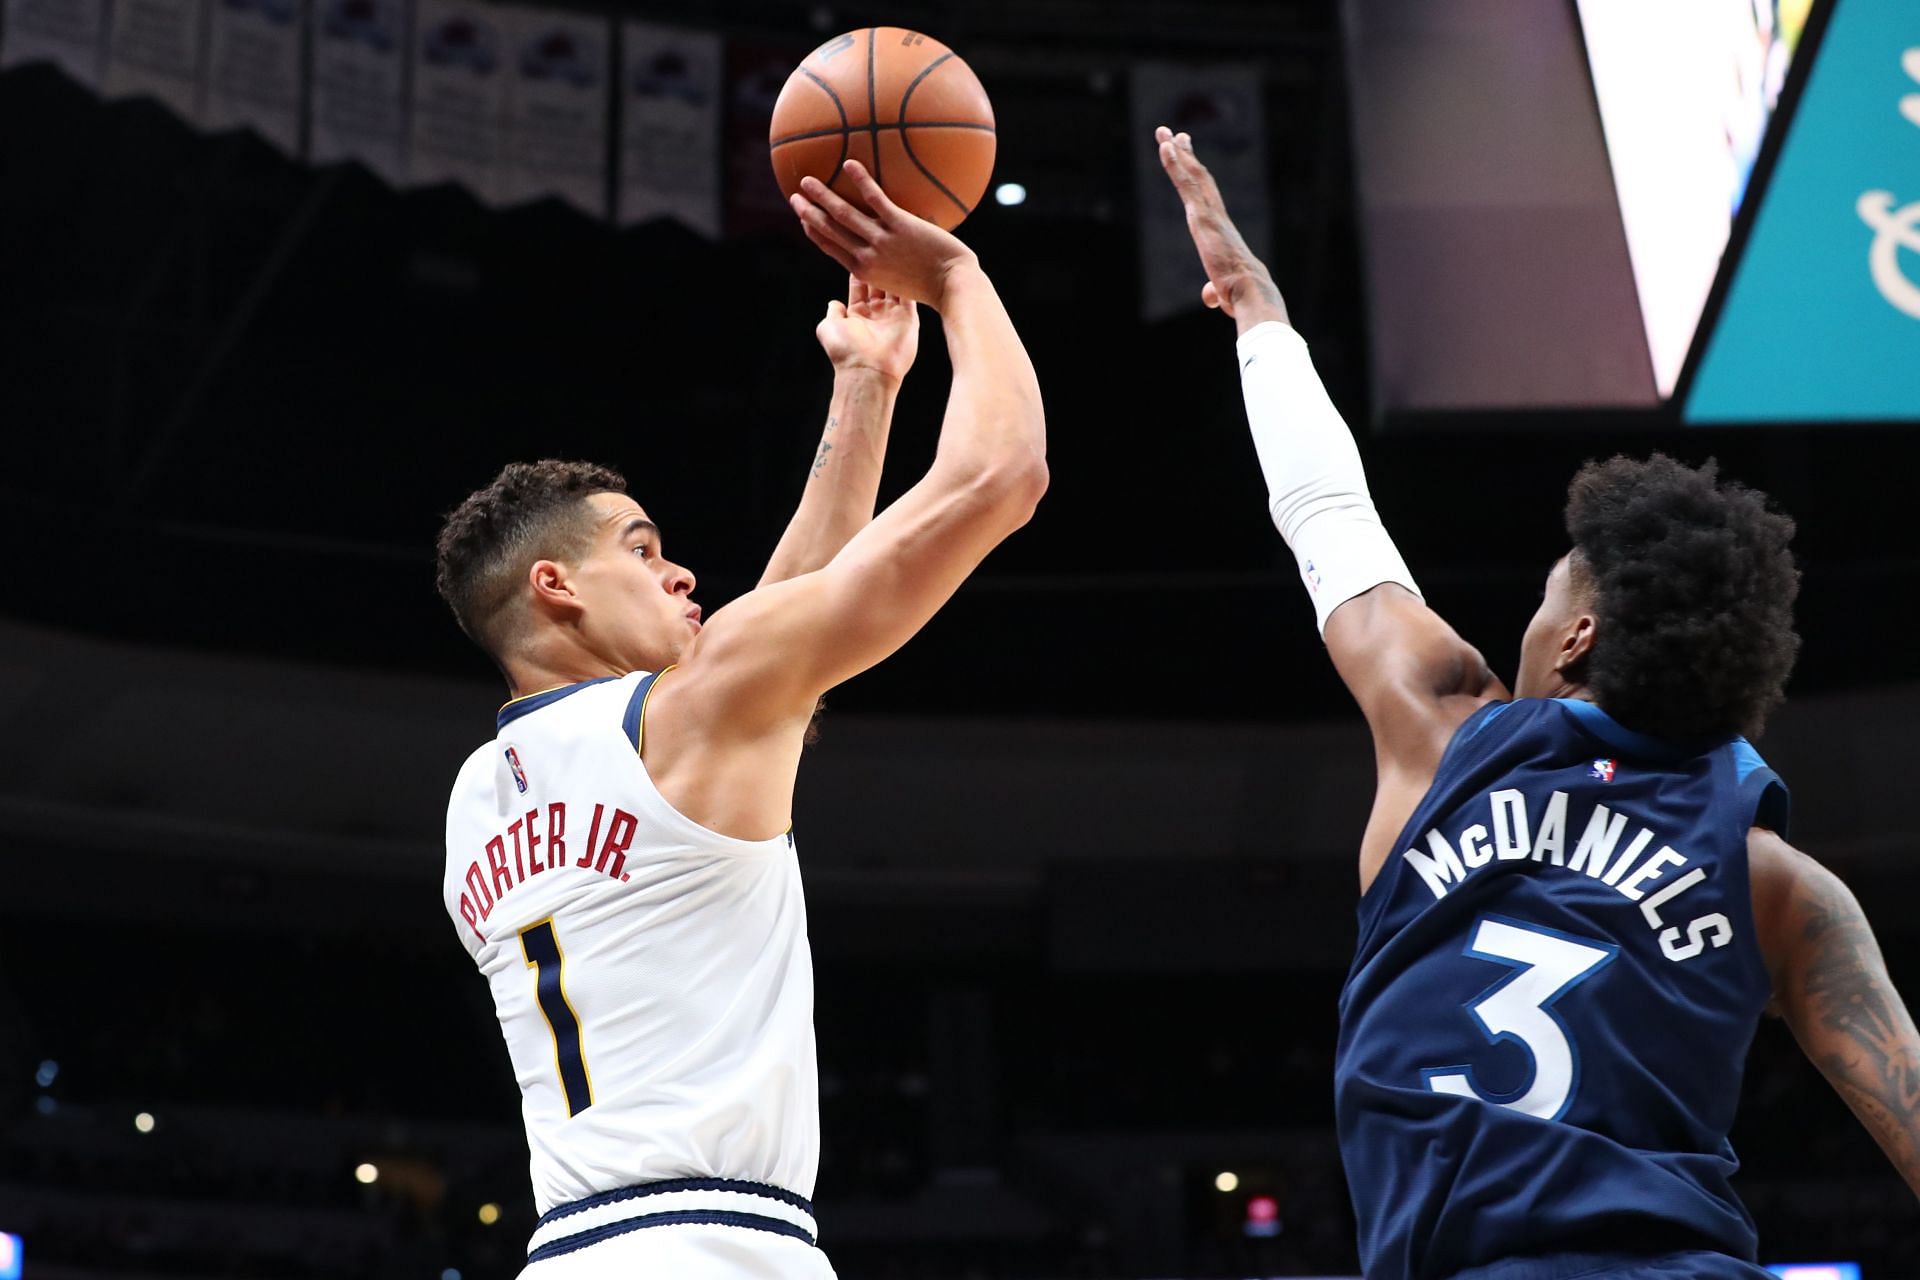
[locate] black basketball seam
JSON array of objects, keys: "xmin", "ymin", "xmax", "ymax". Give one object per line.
[
  {"xmin": 898, "ymin": 128, "xmax": 972, "ymax": 217},
  {"xmin": 799, "ymin": 67, "xmax": 851, "ymax": 187},
  {"xmin": 866, "ymin": 27, "xmax": 881, "ymax": 185},
  {"xmin": 897, "ymin": 51, "xmax": 975, "ymax": 217},
  {"xmin": 896, "ymin": 50, "xmax": 956, "ymax": 121},
  {"xmin": 770, "ymin": 121, "xmax": 997, "ymax": 149}
]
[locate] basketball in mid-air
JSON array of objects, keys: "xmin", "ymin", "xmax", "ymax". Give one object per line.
[{"xmin": 769, "ymin": 28, "xmax": 996, "ymax": 232}]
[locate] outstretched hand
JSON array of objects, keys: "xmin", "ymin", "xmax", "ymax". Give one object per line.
[
  {"xmin": 1155, "ymin": 126, "xmax": 1288, "ymax": 327},
  {"xmin": 817, "ymin": 276, "xmax": 919, "ymax": 384},
  {"xmin": 789, "ymin": 160, "xmax": 979, "ymax": 310}
]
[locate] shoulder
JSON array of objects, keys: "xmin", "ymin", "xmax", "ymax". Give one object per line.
[{"xmin": 1748, "ymin": 827, "xmax": 1863, "ymax": 1003}]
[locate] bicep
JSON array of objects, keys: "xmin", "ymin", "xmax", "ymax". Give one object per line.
[{"xmin": 1755, "ymin": 831, "xmax": 1920, "ymax": 1196}]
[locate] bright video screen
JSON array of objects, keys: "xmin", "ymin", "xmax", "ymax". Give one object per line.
[{"xmin": 1575, "ymin": 0, "xmax": 1814, "ymax": 397}]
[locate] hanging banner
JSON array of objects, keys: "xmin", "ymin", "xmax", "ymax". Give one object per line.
[
  {"xmin": 1, "ymin": 0, "xmax": 109, "ymax": 88},
  {"xmin": 498, "ymin": 6, "xmax": 608, "ymax": 216},
  {"xmin": 102, "ymin": 0, "xmax": 208, "ymax": 120},
  {"xmin": 616, "ymin": 19, "xmax": 722, "ymax": 235},
  {"xmin": 310, "ymin": 0, "xmax": 409, "ymax": 184},
  {"xmin": 1130, "ymin": 63, "xmax": 1271, "ymax": 322},
  {"xmin": 203, "ymin": 0, "xmax": 307, "ymax": 154},
  {"xmin": 408, "ymin": 0, "xmax": 508, "ymax": 203},
  {"xmin": 724, "ymin": 38, "xmax": 804, "ymax": 238}
]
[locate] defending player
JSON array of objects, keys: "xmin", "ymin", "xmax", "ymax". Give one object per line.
[
  {"xmin": 433, "ymin": 159, "xmax": 1045, "ymax": 1279},
  {"xmin": 1156, "ymin": 127, "xmax": 1920, "ymax": 1278}
]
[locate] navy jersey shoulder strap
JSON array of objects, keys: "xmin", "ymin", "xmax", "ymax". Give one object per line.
[
  {"xmin": 1730, "ymin": 738, "xmax": 1792, "ymax": 839},
  {"xmin": 621, "ymin": 670, "xmax": 665, "ymax": 751}
]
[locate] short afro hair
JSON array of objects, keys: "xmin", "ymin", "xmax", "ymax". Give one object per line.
[
  {"xmin": 435, "ymin": 460, "xmax": 628, "ymax": 663},
  {"xmin": 1565, "ymin": 454, "xmax": 1799, "ymax": 741}
]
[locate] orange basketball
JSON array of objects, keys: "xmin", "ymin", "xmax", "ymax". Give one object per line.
[{"xmin": 769, "ymin": 28, "xmax": 996, "ymax": 232}]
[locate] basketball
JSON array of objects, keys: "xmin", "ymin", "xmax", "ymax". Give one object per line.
[{"xmin": 769, "ymin": 28, "xmax": 996, "ymax": 232}]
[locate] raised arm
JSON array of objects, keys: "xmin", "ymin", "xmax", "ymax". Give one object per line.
[
  {"xmin": 759, "ymin": 277, "xmax": 919, "ymax": 587},
  {"xmin": 1156, "ymin": 126, "xmax": 1507, "ymax": 887},
  {"xmin": 640, "ymin": 161, "xmax": 1046, "ymax": 838},
  {"xmin": 1752, "ymin": 828, "xmax": 1920, "ymax": 1199}
]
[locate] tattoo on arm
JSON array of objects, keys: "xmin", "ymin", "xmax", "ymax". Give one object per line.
[
  {"xmin": 1795, "ymin": 868, "xmax": 1920, "ymax": 1196},
  {"xmin": 811, "ymin": 416, "xmax": 838, "ymax": 477}
]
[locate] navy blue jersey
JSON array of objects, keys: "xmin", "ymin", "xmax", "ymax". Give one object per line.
[{"xmin": 1334, "ymin": 698, "xmax": 1791, "ymax": 1280}]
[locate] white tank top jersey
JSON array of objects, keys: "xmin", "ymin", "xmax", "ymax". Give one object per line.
[{"xmin": 441, "ymin": 670, "xmax": 819, "ymax": 1217}]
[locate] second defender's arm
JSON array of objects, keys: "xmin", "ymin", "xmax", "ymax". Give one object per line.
[{"xmin": 759, "ymin": 279, "xmax": 918, "ymax": 588}]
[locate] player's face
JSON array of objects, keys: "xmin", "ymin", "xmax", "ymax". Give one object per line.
[
  {"xmin": 1514, "ymin": 554, "xmax": 1589, "ymax": 699},
  {"xmin": 567, "ymin": 492, "xmax": 702, "ymax": 671}
]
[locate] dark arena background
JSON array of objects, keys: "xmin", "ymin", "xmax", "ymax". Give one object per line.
[{"xmin": 3, "ymin": 0, "xmax": 1919, "ymax": 1276}]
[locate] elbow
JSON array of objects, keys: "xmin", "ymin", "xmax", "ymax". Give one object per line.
[{"xmin": 982, "ymin": 452, "xmax": 1048, "ymax": 528}]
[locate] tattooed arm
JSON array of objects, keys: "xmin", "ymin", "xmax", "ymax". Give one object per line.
[
  {"xmin": 1751, "ymin": 827, "xmax": 1920, "ymax": 1197},
  {"xmin": 759, "ymin": 277, "xmax": 919, "ymax": 588}
]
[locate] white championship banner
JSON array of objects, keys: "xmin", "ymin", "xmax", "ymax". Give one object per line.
[
  {"xmin": 407, "ymin": 0, "xmax": 508, "ymax": 203},
  {"xmin": 498, "ymin": 5, "xmax": 609, "ymax": 216},
  {"xmin": 102, "ymin": 0, "xmax": 207, "ymax": 120},
  {"xmin": 310, "ymin": 0, "xmax": 409, "ymax": 184},
  {"xmin": 1, "ymin": 0, "xmax": 108, "ymax": 88},
  {"xmin": 616, "ymin": 19, "xmax": 721, "ymax": 235},
  {"xmin": 1130, "ymin": 62, "xmax": 1271, "ymax": 322},
  {"xmin": 203, "ymin": 0, "xmax": 307, "ymax": 153}
]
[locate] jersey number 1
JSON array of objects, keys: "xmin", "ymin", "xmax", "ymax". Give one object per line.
[
  {"xmin": 520, "ymin": 920, "xmax": 594, "ymax": 1117},
  {"xmin": 1423, "ymin": 916, "xmax": 1617, "ymax": 1122}
]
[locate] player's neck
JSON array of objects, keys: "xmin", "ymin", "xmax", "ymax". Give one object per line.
[{"xmin": 503, "ymin": 646, "xmax": 627, "ymax": 702}]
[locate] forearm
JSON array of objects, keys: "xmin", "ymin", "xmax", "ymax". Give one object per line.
[
  {"xmin": 928, "ymin": 264, "xmax": 1046, "ymax": 491},
  {"xmin": 759, "ymin": 369, "xmax": 898, "ymax": 587},
  {"xmin": 1237, "ymin": 321, "xmax": 1418, "ymax": 634}
]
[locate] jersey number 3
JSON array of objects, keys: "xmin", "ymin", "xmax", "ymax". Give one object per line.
[
  {"xmin": 520, "ymin": 920, "xmax": 594, "ymax": 1117},
  {"xmin": 1422, "ymin": 916, "xmax": 1618, "ymax": 1122}
]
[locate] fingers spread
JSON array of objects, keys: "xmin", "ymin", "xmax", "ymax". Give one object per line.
[
  {"xmin": 791, "ymin": 192, "xmax": 870, "ymax": 255},
  {"xmin": 800, "ymin": 174, "xmax": 885, "ymax": 244},
  {"xmin": 840, "ymin": 159, "xmax": 899, "ymax": 219}
]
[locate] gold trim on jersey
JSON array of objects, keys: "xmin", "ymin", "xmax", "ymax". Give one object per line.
[
  {"xmin": 519, "ymin": 917, "xmax": 595, "ymax": 1115},
  {"xmin": 633, "ymin": 664, "xmax": 678, "ymax": 757}
]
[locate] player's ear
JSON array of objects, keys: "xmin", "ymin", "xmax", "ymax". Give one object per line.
[
  {"xmin": 528, "ymin": 559, "xmax": 582, "ymax": 618},
  {"xmin": 1557, "ymin": 612, "xmax": 1597, "ymax": 677}
]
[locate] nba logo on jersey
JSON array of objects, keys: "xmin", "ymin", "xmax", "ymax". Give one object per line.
[
  {"xmin": 505, "ymin": 746, "xmax": 529, "ymax": 794},
  {"xmin": 1590, "ymin": 757, "xmax": 1617, "ymax": 782}
]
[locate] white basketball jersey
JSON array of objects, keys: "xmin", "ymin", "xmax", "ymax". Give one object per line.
[{"xmin": 442, "ymin": 672, "xmax": 819, "ymax": 1215}]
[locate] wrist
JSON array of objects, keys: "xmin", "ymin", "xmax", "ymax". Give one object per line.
[
  {"xmin": 930, "ymin": 255, "xmax": 987, "ymax": 310},
  {"xmin": 1226, "ymin": 269, "xmax": 1289, "ymax": 334},
  {"xmin": 830, "ymin": 362, "xmax": 905, "ymax": 389}
]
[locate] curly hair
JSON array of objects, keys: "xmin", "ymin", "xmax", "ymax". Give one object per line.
[
  {"xmin": 434, "ymin": 459, "xmax": 628, "ymax": 661},
  {"xmin": 1564, "ymin": 454, "xmax": 1799, "ymax": 741}
]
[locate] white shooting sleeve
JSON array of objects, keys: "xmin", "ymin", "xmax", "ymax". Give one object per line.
[{"xmin": 1235, "ymin": 320, "xmax": 1421, "ymax": 635}]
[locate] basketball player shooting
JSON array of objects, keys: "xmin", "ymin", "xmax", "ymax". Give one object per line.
[
  {"xmin": 432, "ymin": 157, "xmax": 1045, "ymax": 1280},
  {"xmin": 1157, "ymin": 126, "xmax": 1920, "ymax": 1278}
]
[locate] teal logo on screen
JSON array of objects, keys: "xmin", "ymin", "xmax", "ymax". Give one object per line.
[{"xmin": 1688, "ymin": 0, "xmax": 1920, "ymax": 422}]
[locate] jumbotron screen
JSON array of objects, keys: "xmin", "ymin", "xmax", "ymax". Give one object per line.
[{"xmin": 1575, "ymin": 0, "xmax": 1814, "ymax": 399}]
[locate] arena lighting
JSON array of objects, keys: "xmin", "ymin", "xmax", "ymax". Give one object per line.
[
  {"xmin": 994, "ymin": 182, "xmax": 1027, "ymax": 206},
  {"xmin": 440, "ymin": 1269, "xmax": 462, "ymax": 1280},
  {"xmin": 1213, "ymin": 1170, "xmax": 1239, "ymax": 1192},
  {"xmin": 1766, "ymin": 1266, "xmax": 1862, "ymax": 1280},
  {"xmin": 355, "ymin": 1163, "xmax": 379, "ymax": 1185},
  {"xmin": 1243, "ymin": 1193, "xmax": 1281, "ymax": 1239},
  {"xmin": 477, "ymin": 1203, "xmax": 502, "ymax": 1226},
  {"xmin": 33, "ymin": 1060, "xmax": 56, "ymax": 1088},
  {"xmin": 133, "ymin": 1112, "xmax": 155, "ymax": 1133},
  {"xmin": 0, "ymin": 1232, "xmax": 21, "ymax": 1280}
]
